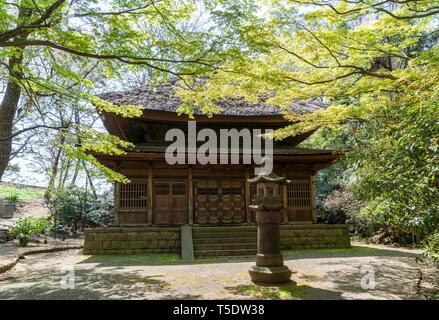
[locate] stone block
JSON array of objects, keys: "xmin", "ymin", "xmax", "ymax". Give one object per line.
[
  {"xmin": 111, "ymin": 241, "xmax": 123, "ymax": 249},
  {"xmin": 126, "ymin": 232, "xmax": 137, "ymax": 241},
  {"xmin": 137, "ymin": 232, "xmax": 149, "ymax": 241},
  {"xmin": 115, "ymin": 233, "xmax": 127, "ymax": 241},
  {"xmin": 149, "ymin": 232, "xmax": 159, "ymax": 240},
  {"xmin": 101, "ymin": 233, "xmax": 114, "ymax": 241},
  {"xmin": 93, "ymin": 233, "xmax": 104, "ymax": 241},
  {"xmin": 129, "ymin": 241, "xmax": 138, "ymax": 249},
  {"xmin": 158, "ymin": 240, "xmax": 167, "ymax": 248},
  {"xmin": 149, "ymin": 240, "xmax": 159, "ymax": 248},
  {"xmin": 165, "ymin": 240, "xmax": 172, "ymax": 248},
  {"xmin": 158, "ymin": 232, "xmax": 171, "ymax": 240},
  {"xmin": 102, "ymin": 241, "xmax": 112, "ymax": 249}
]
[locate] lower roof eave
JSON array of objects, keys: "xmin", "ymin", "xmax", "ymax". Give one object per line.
[{"xmin": 89, "ymin": 149, "xmax": 343, "ymax": 168}]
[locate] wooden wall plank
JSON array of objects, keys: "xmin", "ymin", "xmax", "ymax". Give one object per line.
[
  {"xmin": 147, "ymin": 165, "xmax": 153, "ymax": 225},
  {"xmin": 114, "ymin": 182, "xmax": 120, "ymax": 225},
  {"xmin": 188, "ymin": 168, "xmax": 194, "ymax": 225},
  {"xmin": 282, "ymin": 167, "xmax": 288, "ymax": 223},
  {"xmin": 245, "ymin": 169, "xmax": 251, "ymax": 224},
  {"xmin": 310, "ymin": 173, "xmax": 317, "ymax": 224}
]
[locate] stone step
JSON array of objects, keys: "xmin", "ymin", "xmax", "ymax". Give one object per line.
[
  {"xmin": 192, "ymin": 231, "xmax": 257, "ymax": 239},
  {"xmin": 193, "ymin": 237, "xmax": 256, "ymax": 245},
  {"xmin": 195, "ymin": 249, "xmax": 257, "ymax": 257},
  {"xmin": 194, "ymin": 243, "xmax": 257, "ymax": 251},
  {"xmin": 192, "ymin": 226, "xmax": 256, "ymax": 232}
]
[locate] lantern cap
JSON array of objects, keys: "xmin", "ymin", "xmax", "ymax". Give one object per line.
[{"xmin": 247, "ymin": 171, "xmax": 287, "ymax": 184}]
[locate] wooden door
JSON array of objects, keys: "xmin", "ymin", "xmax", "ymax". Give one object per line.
[
  {"xmin": 194, "ymin": 180, "xmax": 220, "ymax": 224},
  {"xmin": 221, "ymin": 180, "xmax": 245, "ymax": 224},
  {"xmin": 194, "ymin": 180, "xmax": 245, "ymax": 225},
  {"xmin": 172, "ymin": 183, "xmax": 188, "ymax": 224},
  {"xmin": 154, "ymin": 181, "xmax": 188, "ymax": 225}
]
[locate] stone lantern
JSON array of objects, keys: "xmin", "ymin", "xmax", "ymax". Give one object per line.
[{"xmin": 247, "ymin": 172, "xmax": 292, "ymax": 284}]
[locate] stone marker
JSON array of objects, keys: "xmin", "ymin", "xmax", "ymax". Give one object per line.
[
  {"xmin": 247, "ymin": 172, "xmax": 292, "ymax": 284},
  {"xmin": 181, "ymin": 224, "xmax": 194, "ymax": 260}
]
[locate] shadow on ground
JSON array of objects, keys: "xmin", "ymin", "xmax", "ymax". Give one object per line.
[
  {"xmin": 322, "ymin": 257, "xmax": 422, "ymax": 299},
  {"xmin": 282, "ymin": 246, "xmax": 420, "ymax": 260},
  {"xmin": 225, "ymin": 280, "xmax": 344, "ymax": 300},
  {"xmin": 0, "ymin": 266, "xmax": 201, "ymax": 300},
  {"xmin": 0, "ymin": 246, "xmax": 427, "ymax": 300},
  {"xmin": 78, "ymin": 246, "xmax": 419, "ymax": 268}
]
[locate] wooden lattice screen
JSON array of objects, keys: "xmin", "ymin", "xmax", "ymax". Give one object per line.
[
  {"xmin": 287, "ymin": 182, "xmax": 311, "ymax": 208},
  {"xmin": 119, "ymin": 182, "xmax": 148, "ymax": 208}
]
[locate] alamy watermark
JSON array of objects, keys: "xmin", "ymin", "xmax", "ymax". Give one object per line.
[
  {"xmin": 360, "ymin": 264, "xmax": 376, "ymax": 290},
  {"xmin": 165, "ymin": 121, "xmax": 273, "ymax": 175},
  {"xmin": 60, "ymin": 265, "xmax": 75, "ymax": 289}
]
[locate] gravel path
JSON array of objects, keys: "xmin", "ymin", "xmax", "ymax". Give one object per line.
[{"xmin": 0, "ymin": 245, "xmax": 435, "ymax": 300}]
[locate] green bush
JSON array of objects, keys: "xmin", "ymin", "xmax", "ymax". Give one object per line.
[
  {"xmin": 85, "ymin": 206, "xmax": 113, "ymax": 227},
  {"xmin": 424, "ymin": 232, "xmax": 439, "ymax": 263},
  {"xmin": 318, "ymin": 188, "xmax": 363, "ymax": 225},
  {"xmin": 9, "ymin": 216, "xmax": 50, "ymax": 246},
  {"xmin": 6, "ymin": 193, "xmax": 19, "ymax": 205},
  {"xmin": 51, "ymin": 189, "xmax": 113, "ymax": 236}
]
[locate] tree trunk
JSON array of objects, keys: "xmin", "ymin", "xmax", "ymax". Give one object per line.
[
  {"xmin": 83, "ymin": 161, "xmax": 98, "ymax": 200},
  {"xmin": 69, "ymin": 159, "xmax": 81, "ymax": 188},
  {"xmin": 44, "ymin": 136, "xmax": 65, "ymax": 202},
  {"xmin": 0, "ymin": 5, "xmax": 32, "ymax": 180},
  {"xmin": 0, "ymin": 60, "xmax": 23, "ymax": 180}
]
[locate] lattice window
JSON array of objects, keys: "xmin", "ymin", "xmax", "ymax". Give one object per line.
[
  {"xmin": 287, "ymin": 182, "xmax": 311, "ymax": 207},
  {"xmin": 119, "ymin": 182, "xmax": 148, "ymax": 208}
]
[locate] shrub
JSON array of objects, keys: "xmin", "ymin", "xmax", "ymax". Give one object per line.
[
  {"xmin": 50, "ymin": 189, "xmax": 113, "ymax": 236},
  {"xmin": 85, "ymin": 206, "xmax": 114, "ymax": 227},
  {"xmin": 9, "ymin": 216, "xmax": 50, "ymax": 246},
  {"xmin": 6, "ymin": 193, "xmax": 19, "ymax": 205},
  {"xmin": 318, "ymin": 188, "xmax": 363, "ymax": 225},
  {"xmin": 51, "ymin": 189, "xmax": 93, "ymax": 236},
  {"xmin": 424, "ymin": 231, "xmax": 439, "ymax": 263}
]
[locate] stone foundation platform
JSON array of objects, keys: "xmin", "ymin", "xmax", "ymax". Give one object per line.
[{"xmin": 83, "ymin": 224, "xmax": 350, "ymax": 256}]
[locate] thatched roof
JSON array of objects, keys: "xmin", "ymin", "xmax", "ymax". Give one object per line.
[{"xmin": 98, "ymin": 80, "xmax": 327, "ymax": 116}]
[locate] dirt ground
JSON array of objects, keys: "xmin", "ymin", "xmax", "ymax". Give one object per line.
[
  {"xmin": 0, "ymin": 244, "xmax": 436, "ymax": 300},
  {"xmin": 0, "ymin": 199, "xmax": 49, "ymax": 230}
]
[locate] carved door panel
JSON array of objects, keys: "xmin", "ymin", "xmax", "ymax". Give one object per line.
[
  {"xmin": 194, "ymin": 180, "xmax": 219, "ymax": 224},
  {"xmin": 194, "ymin": 180, "xmax": 245, "ymax": 225}
]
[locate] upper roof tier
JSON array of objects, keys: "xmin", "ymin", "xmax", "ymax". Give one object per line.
[{"xmin": 98, "ymin": 80, "xmax": 327, "ymax": 117}]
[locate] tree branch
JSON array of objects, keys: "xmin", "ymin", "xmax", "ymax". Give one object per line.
[
  {"xmin": 0, "ymin": 39, "xmax": 218, "ymax": 71},
  {"xmin": 0, "ymin": 0, "xmax": 65, "ymax": 42},
  {"xmin": 0, "ymin": 125, "xmax": 69, "ymax": 141}
]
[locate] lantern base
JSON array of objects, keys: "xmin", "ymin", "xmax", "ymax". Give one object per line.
[
  {"xmin": 249, "ymin": 265, "xmax": 292, "ymax": 284},
  {"xmin": 255, "ymin": 253, "xmax": 284, "ymax": 267}
]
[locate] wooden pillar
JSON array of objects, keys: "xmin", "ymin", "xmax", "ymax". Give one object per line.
[
  {"xmin": 147, "ymin": 164, "xmax": 153, "ymax": 225},
  {"xmin": 310, "ymin": 172, "xmax": 317, "ymax": 224},
  {"xmin": 114, "ymin": 182, "xmax": 120, "ymax": 225},
  {"xmin": 282, "ymin": 167, "xmax": 288, "ymax": 223},
  {"xmin": 188, "ymin": 167, "xmax": 194, "ymax": 225},
  {"xmin": 245, "ymin": 168, "xmax": 251, "ymax": 224}
]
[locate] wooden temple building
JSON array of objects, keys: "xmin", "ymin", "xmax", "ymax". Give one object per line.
[{"xmin": 83, "ymin": 80, "xmax": 350, "ymax": 257}]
